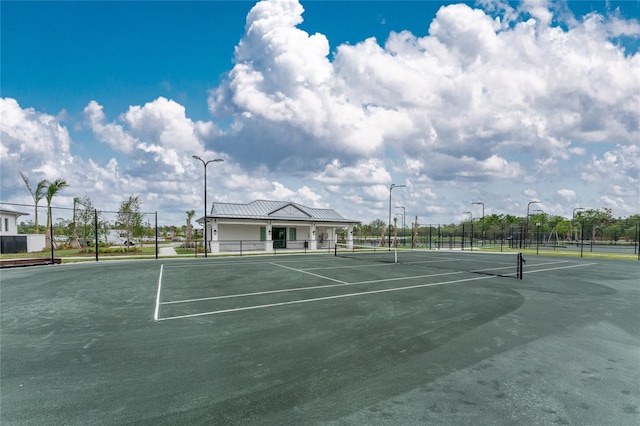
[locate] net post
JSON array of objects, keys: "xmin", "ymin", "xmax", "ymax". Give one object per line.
[{"xmin": 334, "ymin": 243, "xmax": 337, "ymax": 257}]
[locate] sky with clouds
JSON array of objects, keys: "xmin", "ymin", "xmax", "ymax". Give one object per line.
[{"xmin": 1, "ymin": 0, "xmax": 639, "ymax": 227}]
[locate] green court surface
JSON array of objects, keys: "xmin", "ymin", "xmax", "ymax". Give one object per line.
[{"xmin": 1, "ymin": 252, "xmax": 638, "ymax": 425}]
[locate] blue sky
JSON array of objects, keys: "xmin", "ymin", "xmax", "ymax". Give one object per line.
[{"xmin": 2, "ymin": 0, "xmax": 639, "ymax": 226}]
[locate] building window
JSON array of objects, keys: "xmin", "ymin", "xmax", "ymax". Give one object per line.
[
  {"xmin": 289, "ymin": 228, "xmax": 296, "ymax": 241},
  {"xmin": 260, "ymin": 227, "xmax": 266, "ymax": 241},
  {"xmin": 4, "ymin": 218, "xmax": 8, "ymax": 232}
]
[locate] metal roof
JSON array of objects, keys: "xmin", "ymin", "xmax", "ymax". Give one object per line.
[
  {"xmin": 0, "ymin": 208, "xmax": 29, "ymax": 216},
  {"xmin": 208, "ymin": 200, "xmax": 359, "ymax": 224}
]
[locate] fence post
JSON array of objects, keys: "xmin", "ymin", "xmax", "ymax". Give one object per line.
[
  {"xmin": 94, "ymin": 209, "xmax": 99, "ymax": 262},
  {"xmin": 49, "ymin": 206, "xmax": 55, "ymax": 263},
  {"xmin": 636, "ymin": 223, "xmax": 639, "ymax": 260},
  {"xmin": 155, "ymin": 211, "xmax": 158, "ymax": 260},
  {"xmin": 580, "ymin": 221, "xmax": 585, "ymax": 258},
  {"xmin": 461, "ymin": 224, "xmax": 465, "ymax": 250}
]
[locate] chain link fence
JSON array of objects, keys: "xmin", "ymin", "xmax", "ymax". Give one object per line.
[
  {"xmin": 351, "ymin": 221, "xmax": 639, "ymax": 259},
  {"xmin": 0, "ymin": 202, "xmax": 160, "ymax": 264}
]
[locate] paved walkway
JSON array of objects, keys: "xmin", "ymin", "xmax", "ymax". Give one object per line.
[{"xmin": 158, "ymin": 246, "xmax": 178, "ymax": 256}]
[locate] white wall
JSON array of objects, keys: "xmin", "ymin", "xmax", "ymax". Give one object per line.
[
  {"xmin": 0, "ymin": 212, "xmax": 21, "ymax": 235},
  {"xmin": 218, "ymin": 223, "xmax": 311, "ymax": 241},
  {"xmin": 27, "ymin": 234, "xmax": 46, "ymax": 252},
  {"xmin": 218, "ymin": 224, "xmax": 262, "ymax": 240}
]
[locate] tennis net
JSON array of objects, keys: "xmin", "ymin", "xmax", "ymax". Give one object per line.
[{"xmin": 335, "ymin": 244, "xmax": 524, "ymax": 279}]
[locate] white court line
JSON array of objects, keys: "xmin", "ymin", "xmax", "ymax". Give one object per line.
[
  {"xmin": 161, "ymin": 267, "xmax": 467, "ymax": 305},
  {"xmin": 524, "ymin": 259, "xmax": 571, "ymax": 267},
  {"xmin": 156, "ymin": 274, "xmax": 498, "ymax": 321},
  {"xmin": 270, "ymin": 262, "xmax": 349, "ymax": 284},
  {"xmin": 159, "ymin": 254, "xmax": 331, "ymax": 269},
  {"xmin": 153, "ymin": 264, "xmax": 164, "ymax": 321},
  {"xmin": 303, "ymin": 262, "xmax": 399, "ymax": 271},
  {"xmin": 523, "ymin": 262, "xmax": 598, "ymax": 274},
  {"xmin": 156, "ymin": 259, "xmax": 597, "ymax": 322}
]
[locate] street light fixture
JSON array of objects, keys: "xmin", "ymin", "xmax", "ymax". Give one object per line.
[
  {"xmin": 192, "ymin": 155, "xmax": 224, "ymax": 257},
  {"xmin": 388, "ymin": 184, "xmax": 406, "ymax": 248},
  {"xmin": 396, "ymin": 206, "xmax": 405, "ymax": 246},
  {"xmin": 572, "ymin": 207, "xmax": 585, "ymax": 243},
  {"xmin": 526, "ymin": 200, "xmax": 541, "ymax": 248},
  {"xmin": 472, "ymin": 202, "xmax": 485, "ymax": 246}
]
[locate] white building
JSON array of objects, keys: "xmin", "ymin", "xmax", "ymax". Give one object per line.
[
  {"xmin": 0, "ymin": 208, "xmax": 46, "ymax": 253},
  {"xmin": 195, "ymin": 200, "xmax": 359, "ymax": 253}
]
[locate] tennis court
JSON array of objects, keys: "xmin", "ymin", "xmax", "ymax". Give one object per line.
[{"xmin": 1, "ymin": 250, "xmax": 638, "ymax": 425}]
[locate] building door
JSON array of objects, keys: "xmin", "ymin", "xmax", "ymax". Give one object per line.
[{"xmin": 273, "ymin": 227, "xmax": 286, "ymax": 248}]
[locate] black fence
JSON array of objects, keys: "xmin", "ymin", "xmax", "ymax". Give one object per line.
[
  {"xmin": 1, "ymin": 202, "xmax": 160, "ymax": 265},
  {"xmin": 2, "ymin": 200, "xmax": 638, "ymax": 265},
  {"xmin": 352, "ymin": 222, "xmax": 639, "ymax": 260}
]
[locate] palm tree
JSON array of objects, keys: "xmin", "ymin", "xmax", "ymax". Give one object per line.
[
  {"xmin": 185, "ymin": 210, "xmax": 195, "ymax": 247},
  {"xmin": 44, "ymin": 179, "xmax": 69, "ymax": 247},
  {"xmin": 20, "ymin": 172, "xmax": 49, "ymax": 234}
]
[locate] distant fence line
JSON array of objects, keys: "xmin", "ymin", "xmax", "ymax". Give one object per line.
[
  {"xmin": 2, "ymin": 201, "xmax": 638, "ymax": 263},
  {"xmin": 351, "ymin": 222, "xmax": 639, "ymax": 259}
]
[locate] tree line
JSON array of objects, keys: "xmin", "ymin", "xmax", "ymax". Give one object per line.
[
  {"xmin": 352, "ymin": 209, "xmax": 639, "ymax": 243},
  {"xmin": 16, "ymin": 172, "xmax": 638, "ymax": 246}
]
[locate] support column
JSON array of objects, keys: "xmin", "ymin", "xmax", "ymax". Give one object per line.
[
  {"xmin": 264, "ymin": 221, "xmax": 273, "ymax": 252},
  {"xmin": 347, "ymin": 225, "xmax": 354, "ymax": 249},
  {"xmin": 310, "ymin": 223, "xmax": 317, "ymax": 250},
  {"xmin": 210, "ymin": 219, "xmax": 220, "ymax": 253}
]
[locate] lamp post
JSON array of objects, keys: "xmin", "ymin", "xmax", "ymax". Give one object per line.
[
  {"xmin": 192, "ymin": 155, "xmax": 224, "ymax": 257},
  {"xmin": 526, "ymin": 200, "xmax": 541, "ymax": 248},
  {"xmin": 396, "ymin": 206, "xmax": 405, "ymax": 246},
  {"xmin": 463, "ymin": 211, "xmax": 472, "ymax": 249},
  {"xmin": 534, "ymin": 209, "xmax": 544, "ymax": 251},
  {"xmin": 388, "ymin": 184, "xmax": 406, "ymax": 248},
  {"xmin": 472, "ymin": 201, "xmax": 484, "ymax": 246},
  {"xmin": 572, "ymin": 207, "xmax": 585, "ymax": 244}
]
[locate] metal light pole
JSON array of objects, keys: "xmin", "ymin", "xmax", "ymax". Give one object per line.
[
  {"xmin": 396, "ymin": 206, "xmax": 405, "ymax": 246},
  {"xmin": 472, "ymin": 202, "xmax": 484, "ymax": 246},
  {"xmin": 463, "ymin": 211, "xmax": 472, "ymax": 250},
  {"xmin": 526, "ymin": 200, "xmax": 541, "ymax": 248},
  {"xmin": 192, "ymin": 155, "xmax": 224, "ymax": 257},
  {"xmin": 388, "ymin": 184, "xmax": 406, "ymax": 248},
  {"xmin": 534, "ymin": 209, "xmax": 544, "ymax": 252},
  {"xmin": 572, "ymin": 207, "xmax": 585, "ymax": 244}
]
